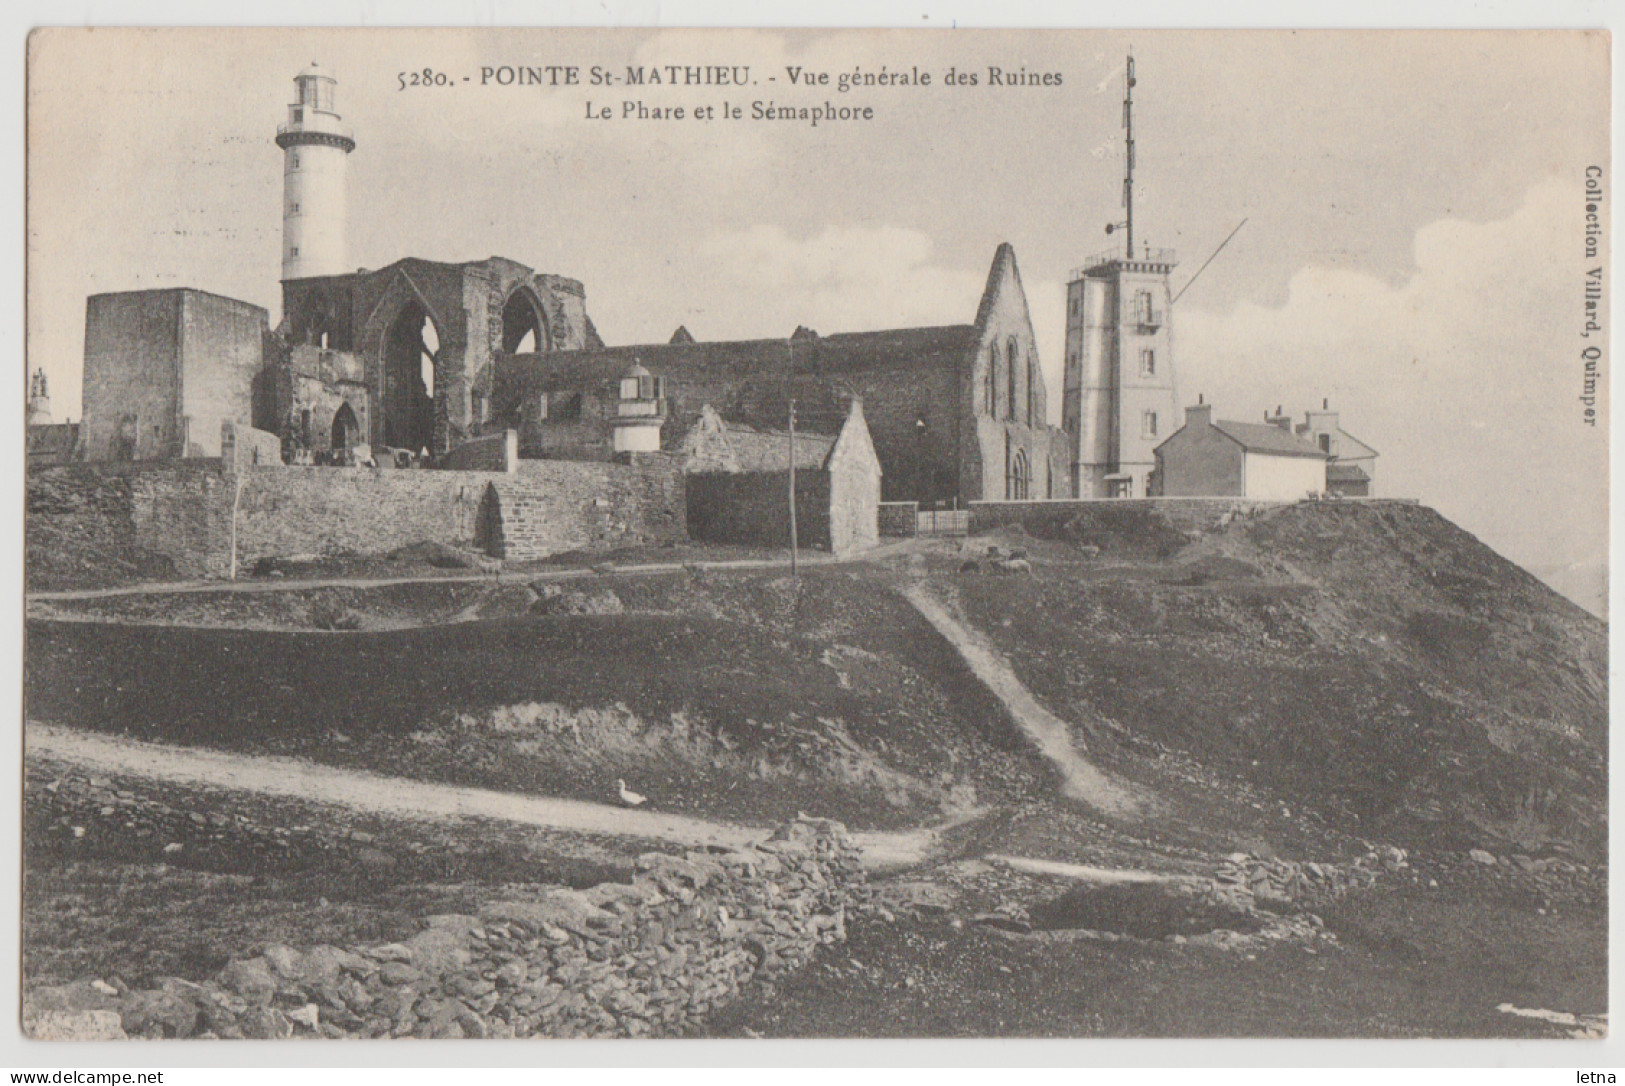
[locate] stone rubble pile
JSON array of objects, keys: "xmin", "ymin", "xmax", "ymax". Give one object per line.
[
  {"xmin": 1210, "ymin": 846, "xmax": 1407, "ymax": 908},
  {"xmin": 24, "ymin": 816, "xmax": 865, "ymax": 1041},
  {"xmin": 28, "ymin": 766, "xmax": 349, "ymax": 871},
  {"xmin": 1461, "ymin": 848, "xmax": 1605, "ymax": 906}
]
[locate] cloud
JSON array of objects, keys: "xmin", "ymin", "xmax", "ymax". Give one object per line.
[
  {"xmin": 592, "ymin": 223, "xmax": 1074, "ymax": 424},
  {"xmin": 1176, "ymin": 178, "xmax": 1607, "ymax": 596},
  {"xmin": 631, "ymin": 224, "xmax": 989, "ymax": 341}
]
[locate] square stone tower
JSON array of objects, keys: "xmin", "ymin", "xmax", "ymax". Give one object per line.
[{"xmin": 1061, "ymin": 246, "xmax": 1179, "ymax": 498}]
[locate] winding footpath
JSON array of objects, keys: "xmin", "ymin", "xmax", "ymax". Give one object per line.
[
  {"xmin": 25, "ymin": 722, "xmax": 937, "ymax": 870},
  {"xmin": 898, "ymin": 582, "xmax": 1145, "ymax": 818}
]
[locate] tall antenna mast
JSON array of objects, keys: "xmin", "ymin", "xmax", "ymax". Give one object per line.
[{"xmin": 1122, "ymin": 53, "xmax": 1136, "ymax": 259}]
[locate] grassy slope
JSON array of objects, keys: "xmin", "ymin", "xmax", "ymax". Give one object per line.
[
  {"xmin": 26, "ymin": 501, "xmax": 1607, "ymax": 857},
  {"xmin": 707, "ymin": 883, "xmax": 1605, "ymax": 1038},
  {"xmin": 21, "ymin": 501, "xmax": 1608, "ymax": 1036},
  {"xmin": 946, "ymin": 501, "xmax": 1606, "ymax": 859},
  {"xmin": 25, "ymin": 571, "xmax": 1048, "ymax": 831}
]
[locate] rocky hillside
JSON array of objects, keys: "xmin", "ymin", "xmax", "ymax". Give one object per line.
[
  {"xmin": 26, "ymin": 499, "xmax": 1605, "ymax": 861},
  {"xmin": 943, "ymin": 500, "xmax": 1606, "ymax": 859}
]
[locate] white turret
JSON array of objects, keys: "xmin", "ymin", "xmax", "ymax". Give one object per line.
[
  {"xmin": 276, "ymin": 62, "xmax": 355, "ymax": 280},
  {"xmin": 26, "ymin": 367, "xmax": 52, "ymax": 425},
  {"xmin": 612, "ymin": 361, "xmax": 668, "ymax": 454}
]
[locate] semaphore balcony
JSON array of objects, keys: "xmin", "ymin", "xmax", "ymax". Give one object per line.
[{"xmin": 1070, "ymin": 246, "xmax": 1178, "ymax": 280}]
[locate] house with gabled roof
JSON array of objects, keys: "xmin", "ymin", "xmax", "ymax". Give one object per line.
[
  {"xmin": 1295, "ymin": 399, "xmax": 1378, "ymax": 497},
  {"xmin": 685, "ymin": 397, "xmax": 883, "ymax": 556},
  {"xmin": 1152, "ymin": 400, "xmax": 1329, "ymax": 501}
]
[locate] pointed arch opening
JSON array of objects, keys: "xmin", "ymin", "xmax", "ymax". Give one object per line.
[
  {"xmin": 502, "ymin": 289, "xmax": 549, "ymax": 355},
  {"xmin": 330, "ymin": 401, "xmax": 359, "ymax": 451},
  {"xmin": 986, "ymin": 341, "xmax": 1000, "ymax": 417},
  {"xmin": 1008, "ymin": 448, "xmax": 1030, "ymax": 500},
  {"xmin": 1007, "ymin": 336, "xmax": 1020, "ymax": 422},
  {"xmin": 382, "ymin": 299, "xmax": 440, "ymax": 452}
]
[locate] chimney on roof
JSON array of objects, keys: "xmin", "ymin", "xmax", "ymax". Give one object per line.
[
  {"xmin": 1186, "ymin": 400, "xmax": 1213, "ymax": 428},
  {"xmin": 1265, "ymin": 403, "xmax": 1293, "ymax": 431}
]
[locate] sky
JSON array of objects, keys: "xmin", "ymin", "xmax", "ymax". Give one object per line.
[{"xmin": 25, "ymin": 27, "xmax": 1610, "ymax": 611}]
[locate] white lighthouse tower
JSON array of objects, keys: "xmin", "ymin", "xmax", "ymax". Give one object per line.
[{"xmin": 276, "ymin": 63, "xmax": 355, "ymax": 280}]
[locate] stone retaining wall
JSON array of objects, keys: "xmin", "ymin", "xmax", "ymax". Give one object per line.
[
  {"xmin": 28, "ymin": 456, "xmax": 686, "ymax": 582},
  {"xmin": 24, "ymin": 814, "xmax": 864, "ymax": 1040},
  {"xmin": 968, "ymin": 497, "xmax": 1276, "ymax": 540},
  {"xmin": 492, "ymin": 456, "xmax": 686, "ymax": 560},
  {"xmin": 441, "ymin": 430, "xmax": 518, "ymax": 474}
]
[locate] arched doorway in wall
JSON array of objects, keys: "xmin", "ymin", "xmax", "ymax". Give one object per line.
[
  {"xmin": 1008, "ymin": 449, "xmax": 1030, "ymax": 500},
  {"xmin": 502, "ymin": 289, "xmax": 548, "ymax": 355},
  {"xmin": 382, "ymin": 300, "xmax": 439, "ymax": 452},
  {"xmin": 330, "ymin": 401, "xmax": 359, "ymax": 452}
]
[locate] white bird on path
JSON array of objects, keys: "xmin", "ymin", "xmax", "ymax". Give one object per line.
[{"xmin": 616, "ymin": 779, "xmax": 647, "ymax": 808}]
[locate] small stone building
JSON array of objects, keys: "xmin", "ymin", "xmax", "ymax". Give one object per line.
[
  {"xmin": 677, "ymin": 404, "xmax": 836, "ymax": 474},
  {"xmin": 1153, "ymin": 401, "xmax": 1328, "ymax": 501},
  {"xmin": 685, "ymin": 399, "xmax": 882, "ymax": 556}
]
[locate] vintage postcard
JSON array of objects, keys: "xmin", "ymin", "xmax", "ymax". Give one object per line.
[{"xmin": 18, "ymin": 26, "xmax": 1608, "ymax": 1047}]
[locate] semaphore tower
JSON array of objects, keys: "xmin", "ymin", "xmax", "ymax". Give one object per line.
[{"xmin": 1061, "ymin": 53, "xmax": 1180, "ymax": 498}]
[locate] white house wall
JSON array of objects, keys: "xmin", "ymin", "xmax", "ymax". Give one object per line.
[{"xmin": 1242, "ymin": 451, "xmax": 1326, "ymax": 501}]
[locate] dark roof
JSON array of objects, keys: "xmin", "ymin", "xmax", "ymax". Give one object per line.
[
  {"xmin": 515, "ymin": 324, "xmax": 976, "ymax": 386},
  {"xmin": 725, "ymin": 427, "xmax": 837, "ymax": 471},
  {"xmin": 1212, "ymin": 420, "xmax": 1329, "ymax": 459},
  {"xmin": 1327, "ymin": 462, "xmax": 1371, "ymax": 482}
]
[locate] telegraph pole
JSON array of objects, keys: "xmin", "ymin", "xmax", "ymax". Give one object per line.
[{"xmin": 787, "ymin": 339, "xmax": 799, "ymax": 575}]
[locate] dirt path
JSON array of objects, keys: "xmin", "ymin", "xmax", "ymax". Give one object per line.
[
  {"xmin": 987, "ymin": 853, "xmax": 1200, "ymax": 886},
  {"xmin": 25, "ymin": 722, "xmax": 936, "ymax": 869},
  {"xmin": 27, "ymin": 542, "xmax": 923, "ymax": 603},
  {"xmin": 898, "ymin": 583, "xmax": 1144, "ymax": 817}
]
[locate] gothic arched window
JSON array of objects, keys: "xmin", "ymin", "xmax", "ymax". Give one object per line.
[{"xmin": 986, "ymin": 342, "xmax": 1000, "ymax": 417}]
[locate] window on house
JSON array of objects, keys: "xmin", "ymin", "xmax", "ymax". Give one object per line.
[
  {"xmin": 288, "ymin": 201, "xmax": 300, "ymax": 215},
  {"xmin": 292, "ymin": 108, "xmax": 303, "ymax": 123},
  {"xmin": 1319, "ymin": 433, "xmax": 1332, "ymax": 453},
  {"xmin": 289, "ymin": 152, "xmax": 300, "ymax": 168},
  {"xmin": 1140, "ymin": 348, "xmax": 1155, "ymax": 376},
  {"xmin": 289, "ymin": 246, "xmax": 299, "ymax": 258},
  {"xmin": 536, "ymin": 392, "xmax": 550, "ymax": 421},
  {"xmin": 1142, "ymin": 410, "xmax": 1158, "ymax": 438},
  {"xmin": 1027, "ymin": 361, "xmax": 1039, "ymax": 426}
]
